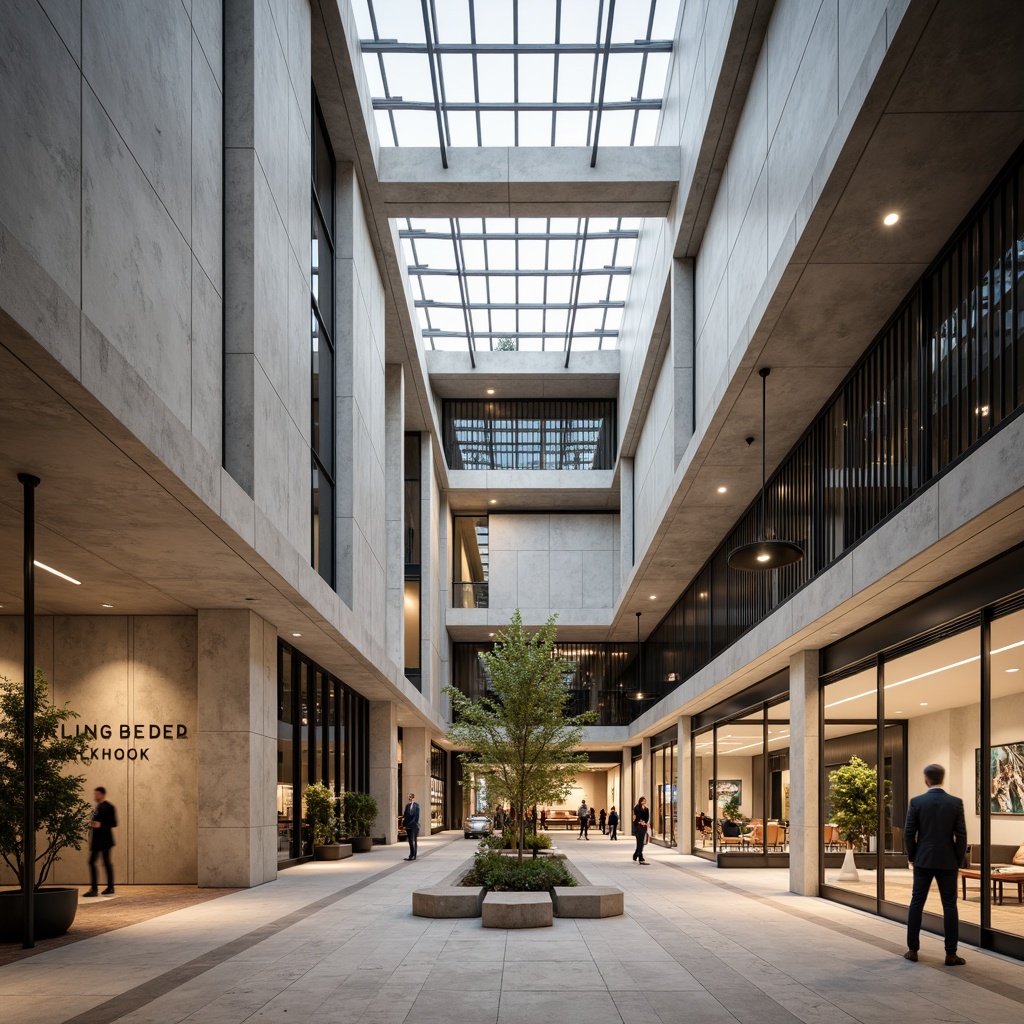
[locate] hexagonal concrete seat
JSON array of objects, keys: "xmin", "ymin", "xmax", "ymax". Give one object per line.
[
  {"xmin": 412, "ymin": 886, "xmax": 486, "ymax": 918},
  {"xmin": 481, "ymin": 891, "xmax": 553, "ymax": 928},
  {"xmin": 552, "ymin": 886, "xmax": 624, "ymax": 918}
]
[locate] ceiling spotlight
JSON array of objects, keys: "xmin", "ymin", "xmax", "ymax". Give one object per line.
[
  {"xmin": 883, "ymin": 212, "xmax": 900, "ymax": 226},
  {"xmin": 717, "ymin": 486, "xmax": 727, "ymax": 494},
  {"xmin": 1007, "ymin": 668, "xmax": 1020, "ymax": 673},
  {"xmin": 649, "ymin": 595, "xmax": 657, "ymax": 600},
  {"xmin": 101, "ymin": 603, "xmax": 114, "ymax": 609},
  {"xmin": 488, "ymin": 632, "xmax": 495, "ymax": 637},
  {"xmin": 919, "ymin": 702, "xmax": 928, "ymax": 706},
  {"xmin": 292, "ymin": 632, "xmax": 302, "ymax": 637},
  {"xmin": 699, "ymin": 591, "xmax": 707, "ymax": 599},
  {"xmin": 489, "ymin": 499, "xmax": 497, "ymax": 505},
  {"xmin": 486, "ymin": 388, "xmax": 495, "ymax": 395}
]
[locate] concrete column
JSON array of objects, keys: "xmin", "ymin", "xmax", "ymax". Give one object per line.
[
  {"xmin": 402, "ymin": 727, "xmax": 431, "ymax": 834},
  {"xmin": 677, "ymin": 715, "xmax": 692, "ymax": 854},
  {"xmin": 384, "ymin": 364, "xmax": 405, "ymax": 669},
  {"xmin": 619, "ymin": 457, "xmax": 634, "ymax": 576},
  {"xmin": 621, "ymin": 745, "xmax": 633, "ymax": 819},
  {"xmin": 672, "ymin": 257, "xmax": 695, "ymax": 468},
  {"xmin": 789, "ymin": 648, "xmax": 820, "ymax": 896},
  {"xmin": 369, "ymin": 700, "xmax": 398, "ymax": 843},
  {"xmin": 197, "ymin": 609, "xmax": 277, "ymax": 887},
  {"xmin": 641, "ymin": 736, "xmax": 653, "ymax": 809}
]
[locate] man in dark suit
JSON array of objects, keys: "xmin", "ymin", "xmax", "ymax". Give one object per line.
[
  {"xmin": 903, "ymin": 763, "xmax": 967, "ymax": 965},
  {"xmin": 402, "ymin": 793, "xmax": 420, "ymax": 861},
  {"xmin": 85, "ymin": 786, "xmax": 117, "ymax": 896}
]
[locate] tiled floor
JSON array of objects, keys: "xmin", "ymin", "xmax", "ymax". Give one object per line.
[{"xmin": 3, "ymin": 832, "xmax": 1024, "ymax": 1023}]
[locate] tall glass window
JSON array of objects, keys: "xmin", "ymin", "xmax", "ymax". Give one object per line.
[
  {"xmin": 405, "ymin": 434, "xmax": 422, "ymax": 687},
  {"xmin": 277, "ymin": 649, "xmax": 295, "ymax": 862},
  {"xmin": 311, "ymin": 92, "xmax": 336, "ymax": 585},
  {"xmin": 452, "ymin": 515, "xmax": 489, "ymax": 608},
  {"xmin": 652, "ymin": 740, "xmax": 677, "ymax": 845}
]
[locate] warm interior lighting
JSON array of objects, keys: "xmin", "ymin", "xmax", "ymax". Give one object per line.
[
  {"xmin": 649, "ymin": 594, "xmax": 657, "ymax": 600},
  {"xmin": 919, "ymin": 702, "xmax": 928, "ymax": 706},
  {"xmin": 101, "ymin": 603, "xmax": 114, "ymax": 609},
  {"xmin": 1008, "ymin": 668, "xmax": 1020, "ymax": 673},
  {"xmin": 756, "ymin": 553, "xmax": 770, "ymax": 563},
  {"xmin": 489, "ymin": 499, "xmax": 497, "ymax": 504},
  {"xmin": 33, "ymin": 560, "xmax": 81, "ymax": 585},
  {"xmin": 292, "ymin": 632, "xmax": 302, "ymax": 637},
  {"xmin": 486, "ymin": 388, "xmax": 495, "ymax": 395},
  {"xmin": 883, "ymin": 212, "xmax": 900, "ymax": 226},
  {"xmin": 717, "ymin": 486, "xmax": 727, "ymax": 493}
]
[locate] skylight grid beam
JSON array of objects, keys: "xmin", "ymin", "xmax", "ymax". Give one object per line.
[
  {"xmin": 630, "ymin": 1, "xmax": 658, "ymax": 146},
  {"xmin": 597, "ymin": 219, "xmax": 622, "ymax": 350},
  {"xmin": 564, "ymin": 218, "xmax": 590, "ymax": 367},
  {"xmin": 515, "ymin": 219, "xmax": 521, "ymax": 346},
  {"xmin": 585, "ymin": 0, "xmax": 604, "ymax": 151},
  {"xmin": 365, "ymin": 0, "xmax": 400, "ymax": 145},
  {"xmin": 419, "ymin": 0, "xmax": 448, "ymax": 168},
  {"xmin": 360, "ymin": 41, "xmax": 673, "ymax": 55},
  {"xmin": 551, "ymin": 0, "xmax": 562, "ymax": 148},
  {"xmin": 482, "ymin": 219, "xmax": 494, "ymax": 347},
  {"xmin": 590, "ymin": 0, "xmax": 616, "ymax": 168},
  {"xmin": 371, "ymin": 99, "xmax": 661, "ymax": 112},
  {"xmin": 449, "ymin": 218, "xmax": 476, "ymax": 366},
  {"xmin": 468, "ymin": 0, "xmax": 482, "ymax": 147},
  {"xmin": 542, "ymin": 217, "xmax": 552, "ymax": 349},
  {"xmin": 415, "ymin": 300, "xmax": 624, "ymax": 311},
  {"xmin": 428, "ymin": 0, "xmax": 453, "ymax": 149},
  {"xmin": 406, "ymin": 266, "xmax": 631, "ymax": 277},
  {"xmin": 423, "ymin": 329, "xmax": 617, "ymax": 338},
  {"xmin": 398, "ymin": 229, "xmax": 639, "ymax": 241},
  {"xmin": 513, "ymin": 0, "xmax": 520, "ymax": 147}
]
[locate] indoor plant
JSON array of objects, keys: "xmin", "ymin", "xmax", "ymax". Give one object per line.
[
  {"xmin": 343, "ymin": 791, "xmax": 378, "ymax": 853},
  {"xmin": 828, "ymin": 755, "xmax": 885, "ymax": 882},
  {"xmin": 0, "ymin": 671, "xmax": 92, "ymax": 942},
  {"xmin": 304, "ymin": 781, "xmax": 348, "ymax": 860}
]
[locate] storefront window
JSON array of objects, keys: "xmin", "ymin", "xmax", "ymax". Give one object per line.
[
  {"xmin": 652, "ymin": 741, "xmax": 677, "ymax": 845},
  {"xmin": 277, "ymin": 649, "xmax": 295, "ymax": 861},
  {"xmin": 430, "ymin": 744, "xmax": 447, "ymax": 832}
]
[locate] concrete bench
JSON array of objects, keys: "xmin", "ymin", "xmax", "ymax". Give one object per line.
[
  {"xmin": 552, "ymin": 886, "xmax": 624, "ymax": 918},
  {"xmin": 412, "ymin": 886, "xmax": 486, "ymax": 919},
  {"xmin": 481, "ymin": 891, "xmax": 553, "ymax": 929}
]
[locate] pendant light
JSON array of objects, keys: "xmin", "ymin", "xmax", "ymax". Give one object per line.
[
  {"xmin": 727, "ymin": 367, "xmax": 804, "ymax": 571},
  {"xmin": 627, "ymin": 611, "xmax": 653, "ymax": 701}
]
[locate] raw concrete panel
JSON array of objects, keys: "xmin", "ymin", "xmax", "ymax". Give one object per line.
[
  {"xmin": 517, "ymin": 550, "xmax": 551, "ymax": 609},
  {"xmin": 192, "ymin": 30, "xmax": 224, "ymax": 296},
  {"xmin": 0, "ymin": 0, "xmax": 81, "ymax": 303},
  {"xmin": 38, "ymin": 0, "xmax": 81, "ymax": 64},
  {"xmin": 765, "ymin": 0, "xmax": 823, "ymax": 143},
  {"xmin": 191, "ymin": 258, "xmax": 223, "ymax": 459}
]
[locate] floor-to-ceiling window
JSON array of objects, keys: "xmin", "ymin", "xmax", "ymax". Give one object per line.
[
  {"xmin": 452, "ymin": 515, "xmax": 488, "ymax": 608},
  {"xmin": 651, "ymin": 733, "xmax": 677, "ymax": 846},
  {"xmin": 404, "ymin": 433, "xmax": 421, "ymax": 688}
]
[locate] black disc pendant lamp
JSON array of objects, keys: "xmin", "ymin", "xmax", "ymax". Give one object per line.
[
  {"xmin": 727, "ymin": 367, "xmax": 804, "ymax": 571},
  {"xmin": 626, "ymin": 611, "xmax": 653, "ymax": 701}
]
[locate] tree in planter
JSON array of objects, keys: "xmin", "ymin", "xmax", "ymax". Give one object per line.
[
  {"xmin": 445, "ymin": 610, "xmax": 597, "ymax": 865},
  {"xmin": 304, "ymin": 782, "xmax": 341, "ymax": 848},
  {"xmin": 721, "ymin": 793, "xmax": 743, "ymax": 821},
  {"xmin": 828, "ymin": 756, "xmax": 884, "ymax": 850},
  {"xmin": 0, "ymin": 671, "xmax": 92, "ymax": 890},
  {"xmin": 343, "ymin": 791, "xmax": 378, "ymax": 839}
]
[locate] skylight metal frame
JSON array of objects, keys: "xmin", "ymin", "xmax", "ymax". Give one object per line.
[{"xmin": 358, "ymin": 0, "xmax": 675, "ymax": 158}]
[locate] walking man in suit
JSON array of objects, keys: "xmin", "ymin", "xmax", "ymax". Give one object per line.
[
  {"xmin": 903, "ymin": 763, "xmax": 967, "ymax": 965},
  {"xmin": 84, "ymin": 786, "xmax": 117, "ymax": 896},
  {"xmin": 403, "ymin": 793, "xmax": 420, "ymax": 861}
]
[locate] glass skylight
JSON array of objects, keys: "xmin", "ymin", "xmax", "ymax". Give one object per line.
[
  {"xmin": 354, "ymin": 0, "xmax": 680, "ymax": 160},
  {"xmin": 400, "ymin": 216, "xmax": 639, "ymax": 355}
]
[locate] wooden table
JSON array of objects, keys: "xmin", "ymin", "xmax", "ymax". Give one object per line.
[{"xmin": 958, "ymin": 867, "xmax": 1024, "ymax": 905}]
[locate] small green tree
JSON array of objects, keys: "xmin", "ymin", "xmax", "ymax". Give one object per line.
[
  {"xmin": 828, "ymin": 756, "xmax": 882, "ymax": 850},
  {"xmin": 445, "ymin": 610, "xmax": 596, "ymax": 864},
  {"xmin": 304, "ymin": 782, "xmax": 340, "ymax": 846},
  {"xmin": 343, "ymin": 791, "xmax": 378, "ymax": 838},
  {"xmin": 494, "ymin": 336, "xmax": 517, "ymax": 351},
  {"xmin": 721, "ymin": 793, "xmax": 742, "ymax": 821},
  {"xmin": 0, "ymin": 671, "xmax": 93, "ymax": 889}
]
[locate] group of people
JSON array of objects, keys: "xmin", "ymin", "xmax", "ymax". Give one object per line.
[
  {"xmin": 572, "ymin": 798, "xmax": 650, "ymax": 864},
  {"xmin": 574, "ymin": 802, "xmax": 617, "ymax": 839}
]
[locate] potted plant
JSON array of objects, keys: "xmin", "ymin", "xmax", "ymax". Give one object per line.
[
  {"xmin": 303, "ymin": 782, "xmax": 351, "ymax": 860},
  {"xmin": 343, "ymin": 791, "xmax": 378, "ymax": 853},
  {"xmin": 720, "ymin": 794, "xmax": 743, "ymax": 837},
  {"xmin": 828, "ymin": 755, "xmax": 884, "ymax": 882},
  {"xmin": 0, "ymin": 671, "xmax": 93, "ymax": 942}
]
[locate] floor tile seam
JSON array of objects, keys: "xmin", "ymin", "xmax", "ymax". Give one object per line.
[
  {"xmin": 54, "ymin": 836, "xmax": 464, "ymax": 1024},
  {"xmin": 654, "ymin": 859, "xmax": 1024, "ymax": 1005}
]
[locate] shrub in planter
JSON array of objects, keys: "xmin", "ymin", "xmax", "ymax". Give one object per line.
[
  {"xmin": 343, "ymin": 791, "xmax": 378, "ymax": 852},
  {"xmin": 304, "ymin": 782, "xmax": 342, "ymax": 858},
  {"xmin": 0, "ymin": 671, "xmax": 92, "ymax": 941},
  {"xmin": 463, "ymin": 849, "xmax": 576, "ymax": 891}
]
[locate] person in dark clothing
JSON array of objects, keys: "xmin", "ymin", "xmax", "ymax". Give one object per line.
[
  {"xmin": 403, "ymin": 793, "xmax": 420, "ymax": 861},
  {"xmin": 540, "ymin": 809, "xmax": 547, "ymax": 830},
  {"xmin": 608, "ymin": 806, "xmax": 619, "ymax": 840},
  {"xmin": 903, "ymin": 763, "xmax": 968, "ymax": 965},
  {"xmin": 577, "ymin": 801, "xmax": 590, "ymax": 840},
  {"xmin": 85, "ymin": 787, "xmax": 117, "ymax": 896},
  {"xmin": 632, "ymin": 796, "xmax": 650, "ymax": 864},
  {"xmin": 599, "ymin": 808, "xmax": 607, "ymax": 834}
]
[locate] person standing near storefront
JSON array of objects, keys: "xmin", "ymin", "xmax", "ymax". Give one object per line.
[
  {"xmin": 608, "ymin": 806, "xmax": 619, "ymax": 841},
  {"xmin": 632, "ymin": 796, "xmax": 649, "ymax": 864},
  {"xmin": 577, "ymin": 800, "xmax": 590, "ymax": 840},
  {"xmin": 84, "ymin": 787, "xmax": 116, "ymax": 896},
  {"xmin": 903, "ymin": 764, "xmax": 967, "ymax": 965},
  {"xmin": 402, "ymin": 793, "xmax": 420, "ymax": 861}
]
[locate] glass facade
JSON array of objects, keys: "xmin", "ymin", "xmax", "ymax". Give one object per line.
[
  {"xmin": 430, "ymin": 743, "xmax": 447, "ymax": 833},
  {"xmin": 277, "ymin": 639, "xmax": 370, "ymax": 861},
  {"xmin": 452, "ymin": 515, "xmax": 489, "ymax": 608},
  {"xmin": 405, "ymin": 433, "xmax": 422, "ymax": 688},
  {"xmin": 651, "ymin": 736, "xmax": 677, "ymax": 845},
  {"xmin": 640, "ymin": 143, "xmax": 1024, "ymax": 712},
  {"xmin": 311, "ymin": 93, "xmax": 336, "ymax": 585},
  {"xmin": 443, "ymin": 399, "xmax": 616, "ymax": 470}
]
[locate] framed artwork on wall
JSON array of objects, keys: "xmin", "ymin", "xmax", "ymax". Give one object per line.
[
  {"xmin": 976, "ymin": 743, "xmax": 1024, "ymax": 814},
  {"xmin": 709, "ymin": 779, "xmax": 742, "ymax": 808}
]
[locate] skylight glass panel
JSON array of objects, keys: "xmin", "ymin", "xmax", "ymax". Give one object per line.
[
  {"xmin": 400, "ymin": 216, "xmax": 640, "ymax": 355},
  {"xmin": 357, "ymin": 0, "xmax": 680, "ymax": 156}
]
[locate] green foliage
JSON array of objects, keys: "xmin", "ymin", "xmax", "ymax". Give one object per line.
[
  {"xmin": 343, "ymin": 790, "xmax": 379, "ymax": 837},
  {"xmin": 523, "ymin": 832, "xmax": 552, "ymax": 851},
  {"xmin": 828, "ymin": 756, "xmax": 887, "ymax": 849},
  {"xmin": 478, "ymin": 833, "xmax": 508, "ymax": 852},
  {"xmin": 304, "ymin": 781, "xmax": 340, "ymax": 846},
  {"xmin": 463, "ymin": 849, "xmax": 576, "ymax": 891},
  {"xmin": 721, "ymin": 793, "xmax": 742, "ymax": 821},
  {"xmin": 0, "ymin": 671, "xmax": 93, "ymax": 889},
  {"xmin": 494, "ymin": 336, "xmax": 517, "ymax": 351},
  {"xmin": 444, "ymin": 611, "xmax": 597, "ymax": 863}
]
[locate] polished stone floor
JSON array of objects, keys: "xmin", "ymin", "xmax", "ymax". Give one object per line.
[{"xmin": 3, "ymin": 832, "xmax": 1024, "ymax": 1023}]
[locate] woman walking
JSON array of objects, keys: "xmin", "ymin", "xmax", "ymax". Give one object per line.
[{"xmin": 632, "ymin": 796, "xmax": 650, "ymax": 864}]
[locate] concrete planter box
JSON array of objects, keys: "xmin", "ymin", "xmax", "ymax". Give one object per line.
[
  {"xmin": 481, "ymin": 891, "xmax": 553, "ymax": 929},
  {"xmin": 313, "ymin": 844, "xmax": 353, "ymax": 860},
  {"xmin": 552, "ymin": 886, "xmax": 624, "ymax": 918},
  {"xmin": 412, "ymin": 886, "xmax": 487, "ymax": 918}
]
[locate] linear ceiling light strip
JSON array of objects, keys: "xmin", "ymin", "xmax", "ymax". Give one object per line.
[
  {"xmin": 364, "ymin": 0, "xmax": 400, "ymax": 145},
  {"xmin": 590, "ymin": 0, "xmax": 616, "ymax": 167},
  {"xmin": 419, "ymin": 0, "xmax": 448, "ymax": 167},
  {"xmin": 564, "ymin": 218, "xmax": 591, "ymax": 367},
  {"xmin": 449, "ymin": 218, "xmax": 476, "ymax": 365}
]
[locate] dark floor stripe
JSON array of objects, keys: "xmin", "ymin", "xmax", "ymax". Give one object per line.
[
  {"xmin": 658, "ymin": 858, "xmax": 1024, "ymax": 1005},
  {"xmin": 62, "ymin": 836, "xmax": 462, "ymax": 1024}
]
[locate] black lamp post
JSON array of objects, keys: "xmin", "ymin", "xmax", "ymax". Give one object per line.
[{"xmin": 727, "ymin": 368, "xmax": 804, "ymax": 571}]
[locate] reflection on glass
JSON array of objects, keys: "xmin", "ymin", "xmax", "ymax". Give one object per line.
[
  {"xmin": 277, "ymin": 652, "xmax": 294, "ymax": 861},
  {"xmin": 652, "ymin": 743, "xmax": 677, "ymax": 845},
  {"xmin": 404, "ymin": 580, "xmax": 421, "ymax": 674},
  {"xmin": 452, "ymin": 516, "xmax": 489, "ymax": 608}
]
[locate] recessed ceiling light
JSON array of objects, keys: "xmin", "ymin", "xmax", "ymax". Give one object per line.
[
  {"xmin": 649, "ymin": 595, "xmax": 657, "ymax": 600},
  {"xmin": 292, "ymin": 632, "xmax": 302, "ymax": 637},
  {"xmin": 919, "ymin": 702, "xmax": 928, "ymax": 706},
  {"xmin": 699, "ymin": 591, "xmax": 707, "ymax": 598},
  {"xmin": 893, "ymin": 711, "xmax": 903, "ymax": 714},
  {"xmin": 717, "ymin": 486, "xmax": 727, "ymax": 494},
  {"xmin": 489, "ymin": 499, "xmax": 497, "ymax": 505},
  {"xmin": 1007, "ymin": 668, "xmax": 1020, "ymax": 673},
  {"xmin": 486, "ymin": 388, "xmax": 495, "ymax": 395},
  {"xmin": 34, "ymin": 561, "xmax": 81, "ymax": 585},
  {"xmin": 101, "ymin": 603, "xmax": 114, "ymax": 609},
  {"xmin": 883, "ymin": 212, "xmax": 899, "ymax": 226},
  {"xmin": 488, "ymin": 632, "xmax": 495, "ymax": 637}
]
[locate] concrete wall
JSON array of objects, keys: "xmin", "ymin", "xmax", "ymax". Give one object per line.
[
  {"xmin": 485, "ymin": 514, "xmax": 621, "ymax": 627},
  {"xmin": 0, "ymin": 616, "xmax": 198, "ymax": 886},
  {"xmin": 224, "ymin": 0, "xmax": 311, "ymax": 555},
  {"xmin": 0, "ymin": 0, "xmax": 224, "ymax": 459},
  {"xmin": 336, "ymin": 166, "xmax": 388, "ymax": 626},
  {"xmin": 632, "ymin": 354, "xmax": 677, "ymax": 561},
  {"xmin": 421, "ymin": 444, "xmax": 447, "ymax": 707}
]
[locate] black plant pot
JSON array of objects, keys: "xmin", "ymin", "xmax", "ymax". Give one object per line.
[
  {"xmin": 350, "ymin": 836, "xmax": 373, "ymax": 853},
  {"xmin": 0, "ymin": 887, "xmax": 80, "ymax": 943}
]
